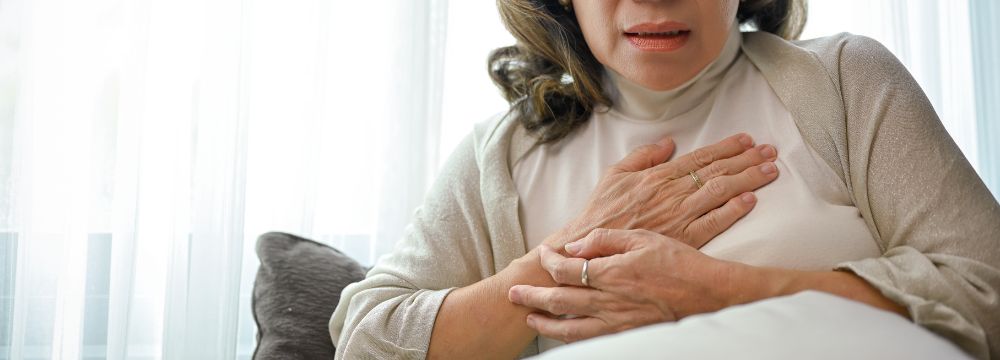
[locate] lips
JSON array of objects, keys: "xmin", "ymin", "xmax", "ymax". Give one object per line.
[{"xmin": 624, "ymin": 21, "xmax": 691, "ymax": 52}]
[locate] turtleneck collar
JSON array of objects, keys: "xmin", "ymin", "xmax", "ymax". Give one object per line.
[{"xmin": 604, "ymin": 21, "xmax": 742, "ymax": 122}]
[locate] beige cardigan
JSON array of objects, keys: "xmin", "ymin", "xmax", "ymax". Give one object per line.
[{"xmin": 329, "ymin": 32, "xmax": 1000, "ymax": 359}]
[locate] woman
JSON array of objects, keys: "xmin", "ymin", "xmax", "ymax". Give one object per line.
[{"xmin": 329, "ymin": 0, "xmax": 1000, "ymax": 359}]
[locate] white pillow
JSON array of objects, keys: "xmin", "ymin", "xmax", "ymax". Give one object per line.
[{"xmin": 531, "ymin": 291, "xmax": 969, "ymax": 360}]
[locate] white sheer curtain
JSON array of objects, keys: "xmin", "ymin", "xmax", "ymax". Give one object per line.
[
  {"xmin": 0, "ymin": 0, "xmax": 994, "ymax": 359},
  {"xmin": 0, "ymin": 0, "xmax": 466, "ymax": 358},
  {"xmin": 968, "ymin": 0, "xmax": 1000, "ymax": 198}
]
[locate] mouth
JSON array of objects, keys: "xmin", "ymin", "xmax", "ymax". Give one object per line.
[{"xmin": 624, "ymin": 22, "xmax": 691, "ymax": 52}]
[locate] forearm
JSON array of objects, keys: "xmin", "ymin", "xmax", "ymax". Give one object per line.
[
  {"xmin": 734, "ymin": 263, "xmax": 908, "ymax": 318},
  {"xmin": 427, "ymin": 223, "xmax": 597, "ymax": 359},
  {"xmin": 427, "ymin": 249, "xmax": 556, "ymax": 359}
]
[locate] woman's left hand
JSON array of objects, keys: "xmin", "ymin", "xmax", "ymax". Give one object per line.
[{"xmin": 507, "ymin": 228, "xmax": 744, "ymax": 343}]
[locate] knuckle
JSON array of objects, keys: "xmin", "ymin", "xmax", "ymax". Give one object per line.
[
  {"xmin": 593, "ymin": 228, "xmax": 610, "ymax": 244},
  {"xmin": 715, "ymin": 159, "xmax": 740, "ymax": 177},
  {"xmin": 704, "ymin": 178, "xmax": 728, "ymax": 199},
  {"xmin": 702, "ymin": 213, "xmax": 723, "ymax": 232},
  {"xmin": 733, "ymin": 152, "xmax": 757, "ymax": 168},
  {"xmin": 724, "ymin": 177, "xmax": 752, "ymax": 196},
  {"xmin": 652, "ymin": 162, "xmax": 680, "ymax": 179},
  {"xmin": 553, "ymin": 261, "xmax": 573, "ymax": 283},
  {"xmin": 692, "ymin": 148, "xmax": 714, "ymax": 167},
  {"xmin": 548, "ymin": 293, "xmax": 569, "ymax": 314},
  {"xmin": 700, "ymin": 163, "xmax": 722, "ymax": 178},
  {"xmin": 560, "ymin": 326, "xmax": 578, "ymax": 342},
  {"xmin": 728, "ymin": 195, "xmax": 750, "ymax": 211},
  {"xmin": 729, "ymin": 135, "xmax": 746, "ymax": 149}
]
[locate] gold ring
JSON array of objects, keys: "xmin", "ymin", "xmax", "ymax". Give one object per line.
[{"xmin": 690, "ymin": 171, "xmax": 704, "ymax": 189}]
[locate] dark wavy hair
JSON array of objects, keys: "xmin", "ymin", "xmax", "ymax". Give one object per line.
[{"xmin": 489, "ymin": 0, "xmax": 808, "ymax": 144}]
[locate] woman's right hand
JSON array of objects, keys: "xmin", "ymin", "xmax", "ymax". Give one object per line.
[{"xmin": 544, "ymin": 133, "xmax": 778, "ymax": 250}]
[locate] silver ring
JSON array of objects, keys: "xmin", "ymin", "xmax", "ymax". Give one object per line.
[
  {"xmin": 689, "ymin": 171, "xmax": 704, "ymax": 189},
  {"xmin": 581, "ymin": 259, "xmax": 590, "ymax": 287}
]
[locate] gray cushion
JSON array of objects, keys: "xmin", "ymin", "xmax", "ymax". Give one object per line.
[{"xmin": 252, "ymin": 232, "xmax": 367, "ymax": 359}]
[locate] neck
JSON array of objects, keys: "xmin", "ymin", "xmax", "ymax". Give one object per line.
[{"xmin": 605, "ymin": 22, "xmax": 742, "ymax": 121}]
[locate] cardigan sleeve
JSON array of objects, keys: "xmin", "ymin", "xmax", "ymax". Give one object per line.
[
  {"xmin": 832, "ymin": 35, "xmax": 1000, "ymax": 359},
  {"xmin": 327, "ymin": 130, "xmax": 497, "ymax": 359}
]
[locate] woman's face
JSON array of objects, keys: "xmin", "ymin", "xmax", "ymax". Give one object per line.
[{"xmin": 573, "ymin": 0, "xmax": 739, "ymax": 91}]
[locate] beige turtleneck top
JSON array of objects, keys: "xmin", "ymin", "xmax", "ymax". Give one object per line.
[
  {"xmin": 512, "ymin": 25, "xmax": 882, "ymax": 351},
  {"xmin": 330, "ymin": 28, "xmax": 1000, "ymax": 359}
]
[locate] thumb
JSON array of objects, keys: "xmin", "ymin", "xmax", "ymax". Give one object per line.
[
  {"xmin": 609, "ymin": 137, "xmax": 675, "ymax": 174},
  {"xmin": 563, "ymin": 228, "xmax": 645, "ymax": 259}
]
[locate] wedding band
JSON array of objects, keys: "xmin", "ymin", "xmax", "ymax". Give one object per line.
[
  {"xmin": 581, "ymin": 259, "xmax": 590, "ymax": 287},
  {"xmin": 689, "ymin": 171, "xmax": 704, "ymax": 189}
]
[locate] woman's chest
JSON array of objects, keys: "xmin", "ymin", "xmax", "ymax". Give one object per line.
[{"xmin": 512, "ymin": 70, "xmax": 880, "ymax": 268}]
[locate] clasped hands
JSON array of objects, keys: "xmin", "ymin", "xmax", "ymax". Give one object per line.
[
  {"xmin": 509, "ymin": 230, "xmax": 741, "ymax": 343},
  {"xmin": 509, "ymin": 133, "xmax": 779, "ymax": 343}
]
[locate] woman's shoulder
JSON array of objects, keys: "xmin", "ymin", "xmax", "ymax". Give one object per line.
[
  {"xmin": 470, "ymin": 109, "xmax": 536, "ymax": 166},
  {"xmin": 472, "ymin": 110, "xmax": 516, "ymax": 149},
  {"xmin": 740, "ymin": 31, "xmax": 920, "ymax": 193},
  {"xmin": 743, "ymin": 31, "xmax": 905, "ymax": 86}
]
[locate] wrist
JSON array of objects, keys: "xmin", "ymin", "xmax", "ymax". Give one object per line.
[
  {"xmin": 721, "ymin": 264, "xmax": 909, "ymax": 318},
  {"xmin": 495, "ymin": 249, "xmax": 557, "ymax": 290},
  {"xmin": 722, "ymin": 262, "xmax": 798, "ymax": 307},
  {"xmin": 540, "ymin": 229, "xmax": 576, "ymax": 251},
  {"xmin": 542, "ymin": 217, "xmax": 600, "ymax": 250}
]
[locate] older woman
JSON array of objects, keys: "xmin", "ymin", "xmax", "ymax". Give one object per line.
[{"xmin": 329, "ymin": 0, "xmax": 1000, "ymax": 359}]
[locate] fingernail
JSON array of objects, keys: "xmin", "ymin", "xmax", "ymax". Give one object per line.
[
  {"xmin": 526, "ymin": 314, "xmax": 537, "ymax": 327},
  {"xmin": 508, "ymin": 287, "xmax": 521, "ymax": 302},
  {"xmin": 759, "ymin": 145, "xmax": 776, "ymax": 159},
  {"xmin": 760, "ymin": 162, "xmax": 777, "ymax": 174},
  {"xmin": 741, "ymin": 192, "xmax": 756, "ymax": 203},
  {"xmin": 738, "ymin": 134, "xmax": 753, "ymax": 148},
  {"xmin": 656, "ymin": 137, "xmax": 673, "ymax": 148},
  {"xmin": 564, "ymin": 242, "xmax": 581, "ymax": 254}
]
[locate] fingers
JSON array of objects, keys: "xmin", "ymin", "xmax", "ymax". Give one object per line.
[
  {"xmin": 685, "ymin": 192, "xmax": 757, "ymax": 248},
  {"xmin": 608, "ymin": 137, "xmax": 675, "ymax": 174},
  {"xmin": 562, "ymin": 228, "xmax": 644, "ymax": 259},
  {"xmin": 694, "ymin": 144, "xmax": 778, "ymax": 184},
  {"xmin": 539, "ymin": 244, "xmax": 619, "ymax": 288},
  {"xmin": 539, "ymin": 245, "xmax": 588, "ymax": 286},
  {"xmin": 525, "ymin": 313, "xmax": 610, "ymax": 343},
  {"xmin": 508, "ymin": 284, "xmax": 600, "ymax": 316},
  {"xmin": 681, "ymin": 161, "xmax": 778, "ymax": 216},
  {"xmin": 541, "ymin": 229, "xmax": 654, "ymax": 288},
  {"xmin": 652, "ymin": 133, "xmax": 754, "ymax": 179}
]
